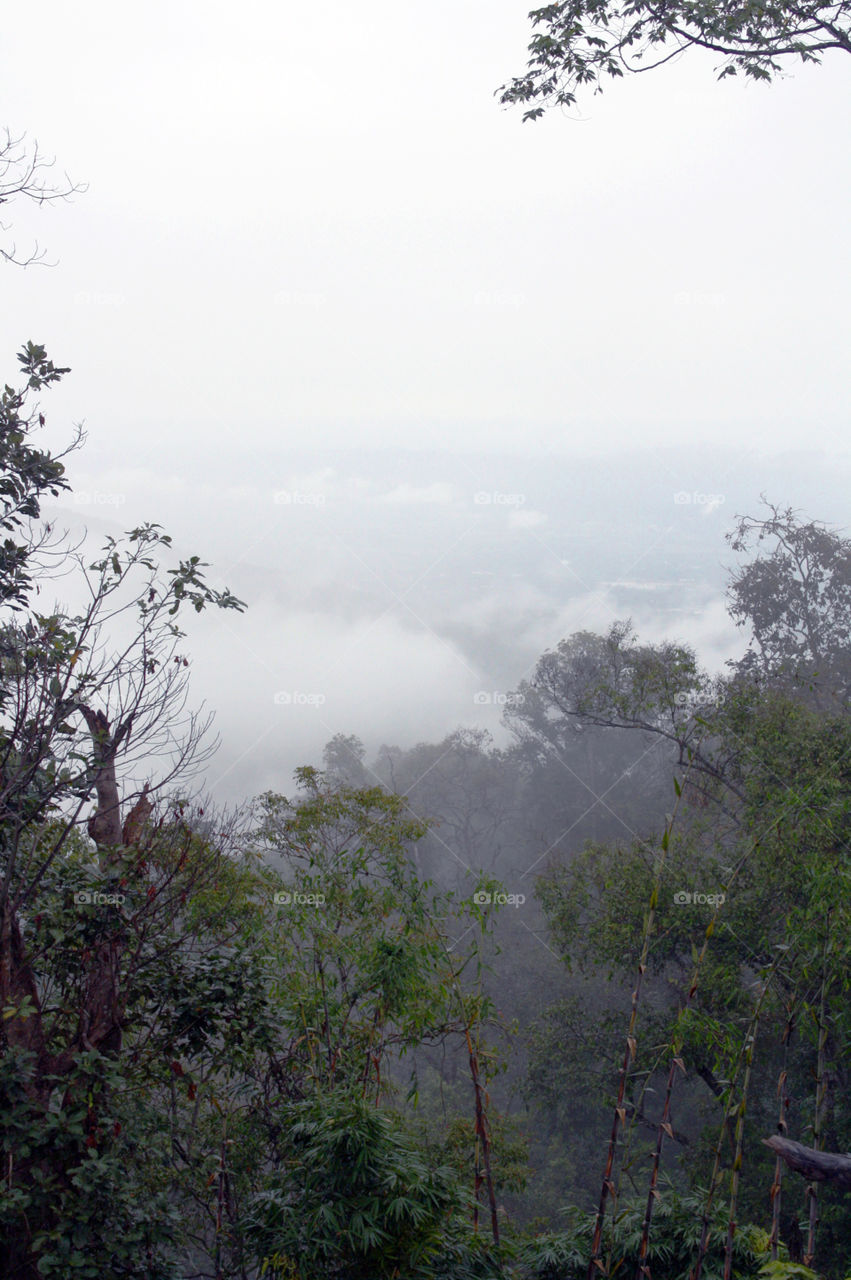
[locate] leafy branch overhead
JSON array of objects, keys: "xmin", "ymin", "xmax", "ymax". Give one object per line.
[{"xmin": 498, "ymin": 0, "xmax": 851, "ymax": 117}]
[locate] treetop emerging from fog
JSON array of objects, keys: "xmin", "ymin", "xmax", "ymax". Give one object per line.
[{"xmin": 498, "ymin": 0, "xmax": 851, "ymax": 118}]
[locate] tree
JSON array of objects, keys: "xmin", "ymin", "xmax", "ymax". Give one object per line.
[
  {"xmin": 505, "ymin": 621, "xmax": 739, "ymax": 818},
  {"xmin": 0, "ymin": 345, "xmax": 517, "ymax": 1278},
  {"xmin": 0, "ymin": 344, "xmax": 246, "ymax": 1277},
  {"xmin": 254, "ymin": 768, "xmax": 457, "ymax": 1100},
  {"xmin": 525, "ymin": 685, "xmax": 851, "ymax": 1270},
  {"xmin": 498, "ymin": 0, "xmax": 851, "ymax": 119},
  {"xmin": 505, "ymin": 505, "xmax": 851, "ymax": 1272},
  {"xmin": 0, "ymin": 129, "xmax": 83, "ymax": 266},
  {"xmin": 726, "ymin": 499, "xmax": 851, "ymax": 709},
  {"xmin": 373, "ymin": 728, "xmax": 522, "ymax": 888},
  {"xmin": 176, "ymin": 769, "xmax": 511, "ymax": 1278},
  {"xmin": 322, "ymin": 732, "xmax": 370, "ymax": 787}
]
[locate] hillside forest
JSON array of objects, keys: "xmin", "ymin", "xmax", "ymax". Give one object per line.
[{"xmin": 3, "ymin": 345, "xmax": 851, "ymax": 1279}]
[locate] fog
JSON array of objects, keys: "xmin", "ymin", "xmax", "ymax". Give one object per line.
[
  {"xmin": 5, "ymin": 3, "xmax": 848, "ymax": 810},
  {"xmin": 39, "ymin": 442, "xmax": 848, "ymax": 800}
]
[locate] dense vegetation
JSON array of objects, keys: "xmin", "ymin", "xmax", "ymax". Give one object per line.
[{"xmin": 2, "ymin": 336, "xmax": 851, "ymax": 1279}]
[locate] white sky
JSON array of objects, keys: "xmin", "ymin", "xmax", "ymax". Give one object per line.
[
  {"xmin": 4, "ymin": 1, "xmax": 850, "ymax": 800},
  {"xmin": 3, "ymin": 0, "xmax": 849, "ymax": 457}
]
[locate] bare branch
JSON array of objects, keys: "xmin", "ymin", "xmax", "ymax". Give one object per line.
[
  {"xmin": 0, "ymin": 128, "xmax": 86, "ymax": 266},
  {"xmin": 763, "ymin": 1134, "xmax": 851, "ymax": 1189}
]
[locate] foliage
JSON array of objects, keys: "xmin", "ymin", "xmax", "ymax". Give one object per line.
[
  {"xmin": 254, "ymin": 768, "xmax": 491, "ymax": 1099},
  {"xmin": 519, "ymin": 1187, "xmax": 770, "ymax": 1278},
  {"xmin": 418, "ymin": 1110, "xmax": 531, "ymax": 1197},
  {"xmin": 5, "ymin": 325, "xmax": 851, "ymax": 1278},
  {"xmin": 507, "ymin": 505, "xmax": 851, "ymax": 1272},
  {"xmin": 0, "ymin": 341, "xmax": 75, "ymax": 609},
  {"xmin": 758, "ymin": 1265, "xmax": 821, "ymax": 1280},
  {"xmin": 244, "ymin": 1088, "xmax": 467, "ymax": 1280},
  {"xmin": 726, "ymin": 499, "xmax": 851, "ymax": 708},
  {"xmin": 498, "ymin": 0, "xmax": 851, "ymax": 119},
  {"xmin": 0, "ymin": 1045, "xmax": 181, "ymax": 1278},
  {"xmin": 103, "ymin": 770, "xmax": 505, "ymax": 1277},
  {"xmin": 525, "ymin": 686, "xmax": 851, "ymax": 1248},
  {"xmin": 0, "ymin": 343, "xmax": 248, "ymax": 1277}
]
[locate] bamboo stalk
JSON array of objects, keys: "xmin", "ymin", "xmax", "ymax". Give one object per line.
[
  {"xmin": 466, "ymin": 1024, "xmax": 500, "ymax": 1247},
  {"xmin": 634, "ymin": 1034, "xmax": 687, "ymax": 1278},
  {"xmin": 587, "ymin": 790, "xmax": 687, "ymax": 1280},
  {"xmin": 689, "ymin": 820, "xmax": 788, "ymax": 1280},
  {"xmin": 804, "ymin": 916, "xmax": 831, "ymax": 1269},
  {"xmin": 691, "ymin": 949, "xmax": 787, "ymax": 1280},
  {"xmin": 432, "ymin": 905, "xmax": 502, "ymax": 1253},
  {"xmin": 636, "ymin": 877, "xmax": 730, "ymax": 1278},
  {"xmin": 769, "ymin": 1005, "xmax": 794, "ymax": 1261},
  {"xmin": 723, "ymin": 1012, "xmax": 762, "ymax": 1280},
  {"xmin": 214, "ymin": 1112, "xmax": 227, "ymax": 1280}
]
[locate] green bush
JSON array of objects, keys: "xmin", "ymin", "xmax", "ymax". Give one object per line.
[{"xmin": 519, "ymin": 1187, "xmax": 771, "ymax": 1280}]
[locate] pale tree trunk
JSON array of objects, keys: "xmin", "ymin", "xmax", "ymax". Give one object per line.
[{"xmin": 763, "ymin": 1136, "xmax": 851, "ymax": 1191}]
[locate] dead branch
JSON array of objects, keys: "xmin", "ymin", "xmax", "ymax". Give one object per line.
[{"xmin": 762, "ymin": 1135, "xmax": 851, "ymax": 1190}]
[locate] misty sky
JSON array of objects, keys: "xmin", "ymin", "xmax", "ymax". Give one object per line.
[{"xmin": 3, "ymin": 0, "xmax": 850, "ymax": 800}]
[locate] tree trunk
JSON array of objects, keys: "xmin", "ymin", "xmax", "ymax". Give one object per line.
[
  {"xmin": 762, "ymin": 1136, "xmax": 851, "ymax": 1190},
  {"xmin": 78, "ymin": 706, "xmax": 128, "ymax": 849},
  {"xmin": 0, "ymin": 707, "xmax": 148, "ymax": 1277},
  {"xmin": 0, "ymin": 901, "xmax": 53, "ymax": 1104}
]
